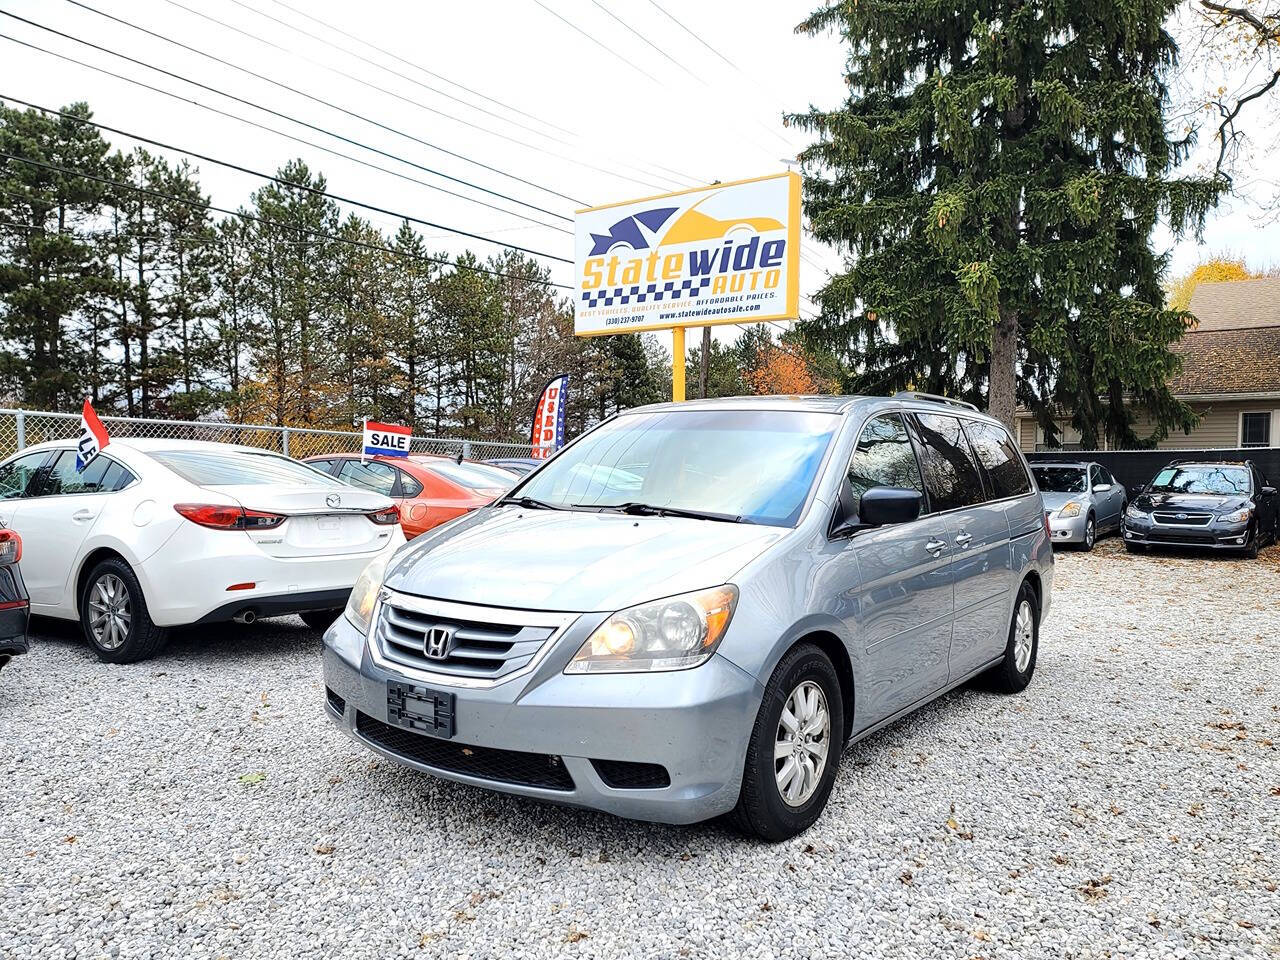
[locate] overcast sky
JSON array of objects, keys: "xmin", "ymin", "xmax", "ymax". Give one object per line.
[{"xmin": 3, "ymin": 0, "xmax": 1277, "ymax": 354}]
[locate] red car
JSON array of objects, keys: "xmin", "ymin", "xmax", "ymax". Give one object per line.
[{"xmin": 304, "ymin": 454, "xmax": 517, "ymax": 539}]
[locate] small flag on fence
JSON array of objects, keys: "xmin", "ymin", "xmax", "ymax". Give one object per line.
[
  {"xmin": 77, "ymin": 398, "xmax": 110, "ymax": 472},
  {"xmin": 530, "ymin": 374, "xmax": 569, "ymax": 460},
  {"xmin": 362, "ymin": 419, "xmax": 412, "ymax": 458}
]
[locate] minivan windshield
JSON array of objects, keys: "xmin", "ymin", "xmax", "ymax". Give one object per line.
[
  {"xmin": 1148, "ymin": 465, "xmax": 1251, "ymax": 496},
  {"xmin": 1031, "ymin": 466, "xmax": 1088, "ymax": 493},
  {"xmin": 510, "ymin": 409, "xmax": 840, "ymax": 526}
]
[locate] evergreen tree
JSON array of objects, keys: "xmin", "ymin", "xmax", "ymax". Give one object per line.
[
  {"xmin": 792, "ymin": 0, "xmax": 1223, "ymax": 446},
  {"xmin": 0, "ymin": 102, "xmax": 110, "ymax": 408}
]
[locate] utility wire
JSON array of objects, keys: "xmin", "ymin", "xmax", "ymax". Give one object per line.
[
  {"xmin": 530, "ymin": 0, "xmax": 661, "ymax": 86},
  {"xmin": 588, "ymin": 0, "xmax": 700, "ymax": 82},
  {"xmin": 260, "ymin": 0, "xmax": 702, "ymax": 187},
  {"xmin": 0, "ymin": 95, "xmax": 573, "ymax": 265},
  {"xmin": 0, "ymin": 21, "xmax": 571, "ymax": 224},
  {"xmin": 265, "ymin": 0, "xmax": 578, "ymax": 139},
  {"xmin": 0, "ymin": 34, "xmax": 571, "ymax": 237},
  {"xmin": 0, "ymin": 151, "xmax": 572, "ymax": 290},
  {"xmin": 55, "ymin": 0, "xmax": 585, "ymax": 205},
  {"xmin": 158, "ymin": 0, "xmax": 681, "ymax": 194}
]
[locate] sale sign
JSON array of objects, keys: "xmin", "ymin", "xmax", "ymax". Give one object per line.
[{"xmin": 362, "ymin": 420, "xmax": 412, "ymax": 458}]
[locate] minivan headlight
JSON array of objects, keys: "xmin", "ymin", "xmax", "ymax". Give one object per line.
[
  {"xmin": 1057, "ymin": 501, "xmax": 1082, "ymax": 518},
  {"xmin": 565, "ymin": 585, "xmax": 739, "ymax": 674},
  {"xmin": 345, "ymin": 554, "xmax": 390, "ymax": 634}
]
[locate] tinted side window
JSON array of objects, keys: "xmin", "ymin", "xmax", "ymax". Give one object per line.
[
  {"xmin": 909, "ymin": 414, "xmax": 986, "ymax": 511},
  {"xmin": 397, "ymin": 469, "xmax": 424, "ymax": 498},
  {"xmin": 0, "ymin": 452, "xmax": 50, "ymax": 500},
  {"xmin": 964, "ymin": 421, "xmax": 1032, "ymax": 499},
  {"xmin": 40, "ymin": 451, "xmax": 113, "ymax": 495},
  {"xmin": 847, "ymin": 414, "xmax": 924, "ymax": 517},
  {"xmin": 337, "ymin": 459, "xmax": 397, "ymax": 497}
]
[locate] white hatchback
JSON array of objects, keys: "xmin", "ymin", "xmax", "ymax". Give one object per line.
[{"xmin": 0, "ymin": 439, "xmax": 405, "ymax": 662}]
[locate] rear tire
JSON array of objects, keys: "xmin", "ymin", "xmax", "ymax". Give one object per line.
[
  {"xmin": 730, "ymin": 643, "xmax": 844, "ymax": 842},
  {"xmin": 299, "ymin": 609, "xmax": 342, "ymax": 632},
  {"xmin": 989, "ymin": 581, "xmax": 1038, "ymax": 694},
  {"xmin": 79, "ymin": 558, "xmax": 169, "ymax": 664}
]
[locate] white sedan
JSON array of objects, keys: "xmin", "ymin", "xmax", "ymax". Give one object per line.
[{"xmin": 0, "ymin": 439, "xmax": 405, "ymax": 662}]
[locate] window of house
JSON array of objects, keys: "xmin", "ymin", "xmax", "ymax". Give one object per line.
[{"xmin": 1240, "ymin": 412, "xmax": 1272, "ymax": 448}]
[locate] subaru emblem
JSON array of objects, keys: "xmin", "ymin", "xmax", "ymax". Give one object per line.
[
  {"xmin": 1176, "ymin": 513, "xmax": 1187, "ymax": 520},
  {"xmin": 326, "ymin": 493, "xmax": 342, "ymax": 509},
  {"xmin": 423, "ymin": 626, "xmax": 453, "ymax": 661}
]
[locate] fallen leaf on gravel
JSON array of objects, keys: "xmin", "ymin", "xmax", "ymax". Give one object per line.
[
  {"xmin": 1079, "ymin": 876, "xmax": 1112, "ymax": 901},
  {"xmin": 1270, "ymin": 787, "xmax": 1280, "ymax": 796},
  {"xmin": 973, "ymin": 929, "xmax": 991, "ymax": 942},
  {"xmin": 63, "ymin": 835, "xmax": 77, "ymax": 844},
  {"xmin": 564, "ymin": 925, "xmax": 589, "ymax": 943},
  {"xmin": 1188, "ymin": 802, "xmax": 1204, "ymax": 817},
  {"xmin": 238, "ymin": 772, "xmax": 266, "ymax": 786},
  {"xmin": 1052, "ymin": 854, "xmax": 1071, "ymax": 865},
  {"xmin": 760, "ymin": 902, "xmax": 772, "ymax": 911},
  {"xmin": 1237, "ymin": 919, "xmax": 1255, "ymax": 929},
  {"xmin": 314, "ymin": 843, "xmax": 334, "ymax": 855},
  {"xmin": 946, "ymin": 817, "xmax": 959, "ymax": 831},
  {"xmin": 900, "ymin": 870, "xmax": 913, "ymax": 884}
]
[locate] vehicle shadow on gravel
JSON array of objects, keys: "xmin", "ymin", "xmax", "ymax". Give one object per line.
[{"xmin": 28, "ymin": 614, "xmax": 323, "ymax": 665}]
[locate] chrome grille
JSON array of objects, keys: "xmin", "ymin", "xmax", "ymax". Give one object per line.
[
  {"xmin": 1152, "ymin": 512, "xmax": 1212, "ymax": 526},
  {"xmin": 372, "ymin": 591, "xmax": 570, "ymax": 685}
]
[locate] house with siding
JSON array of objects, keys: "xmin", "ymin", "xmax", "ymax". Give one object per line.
[{"xmin": 1016, "ymin": 276, "xmax": 1280, "ymax": 452}]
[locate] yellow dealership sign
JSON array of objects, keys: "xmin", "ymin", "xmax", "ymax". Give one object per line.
[{"xmin": 574, "ymin": 172, "xmax": 801, "ymax": 339}]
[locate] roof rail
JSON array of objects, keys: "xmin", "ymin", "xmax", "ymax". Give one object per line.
[{"xmin": 892, "ymin": 391, "xmax": 979, "ymax": 412}]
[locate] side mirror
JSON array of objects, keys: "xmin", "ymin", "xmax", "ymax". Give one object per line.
[
  {"xmin": 1093, "ymin": 482, "xmax": 1112, "ymax": 493},
  {"xmin": 860, "ymin": 486, "xmax": 923, "ymax": 527}
]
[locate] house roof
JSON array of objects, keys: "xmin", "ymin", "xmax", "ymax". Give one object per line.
[
  {"xmin": 1187, "ymin": 277, "xmax": 1280, "ymax": 331},
  {"xmin": 1170, "ymin": 325, "xmax": 1280, "ymax": 397}
]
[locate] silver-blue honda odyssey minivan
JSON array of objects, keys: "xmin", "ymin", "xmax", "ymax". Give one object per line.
[{"xmin": 323, "ymin": 394, "xmax": 1053, "ymax": 840}]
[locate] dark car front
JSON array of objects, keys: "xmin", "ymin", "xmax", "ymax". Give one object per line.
[
  {"xmin": 0, "ymin": 526, "xmax": 29, "ymax": 672},
  {"xmin": 1122, "ymin": 463, "xmax": 1257, "ymax": 551}
]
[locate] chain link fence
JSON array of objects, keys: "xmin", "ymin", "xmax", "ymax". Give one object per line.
[{"xmin": 0, "ymin": 409, "xmax": 535, "ymax": 462}]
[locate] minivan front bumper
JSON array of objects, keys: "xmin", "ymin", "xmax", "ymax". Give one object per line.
[{"xmin": 321, "ymin": 612, "xmax": 761, "ymax": 825}]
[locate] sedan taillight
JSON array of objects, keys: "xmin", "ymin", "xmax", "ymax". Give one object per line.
[
  {"xmin": 175, "ymin": 503, "xmax": 286, "ymax": 530},
  {"xmin": 0, "ymin": 529, "xmax": 21, "ymax": 564},
  {"xmin": 367, "ymin": 507, "xmax": 401, "ymax": 526}
]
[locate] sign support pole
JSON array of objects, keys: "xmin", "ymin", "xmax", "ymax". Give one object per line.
[{"xmin": 672, "ymin": 326, "xmax": 685, "ymax": 402}]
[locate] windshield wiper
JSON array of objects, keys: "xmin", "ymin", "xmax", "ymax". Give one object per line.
[
  {"xmin": 588, "ymin": 501, "xmax": 747, "ymax": 524},
  {"xmin": 498, "ymin": 495, "xmax": 565, "ymax": 511}
]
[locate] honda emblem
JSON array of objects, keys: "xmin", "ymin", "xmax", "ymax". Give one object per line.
[{"xmin": 423, "ymin": 626, "xmax": 453, "ymax": 661}]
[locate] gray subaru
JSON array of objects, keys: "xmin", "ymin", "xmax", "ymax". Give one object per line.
[{"xmin": 323, "ymin": 394, "xmax": 1053, "ymax": 840}]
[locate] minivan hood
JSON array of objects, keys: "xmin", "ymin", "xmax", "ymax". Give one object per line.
[{"xmin": 385, "ymin": 507, "xmax": 786, "ymax": 612}]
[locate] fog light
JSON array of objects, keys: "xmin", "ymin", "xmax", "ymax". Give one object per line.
[
  {"xmin": 1235, "ymin": 537, "xmax": 1245, "ymax": 544},
  {"xmin": 1125, "ymin": 531, "xmax": 1133, "ymax": 539}
]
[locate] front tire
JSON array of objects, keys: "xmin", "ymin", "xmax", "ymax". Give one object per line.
[
  {"xmin": 730, "ymin": 643, "xmax": 844, "ymax": 842},
  {"xmin": 1079, "ymin": 513, "xmax": 1096, "ymax": 552},
  {"xmin": 80, "ymin": 558, "xmax": 169, "ymax": 664},
  {"xmin": 990, "ymin": 580, "xmax": 1039, "ymax": 693},
  {"xmin": 1242, "ymin": 526, "xmax": 1260, "ymax": 560}
]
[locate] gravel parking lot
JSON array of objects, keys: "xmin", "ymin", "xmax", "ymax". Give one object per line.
[{"xmin": 3, "ymin": 541, "xmax": 1279, "ymax": 960}]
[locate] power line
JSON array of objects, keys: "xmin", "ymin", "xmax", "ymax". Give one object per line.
[
  {"xmin": 0, "ymin": 94, "xmax": 573, "ymax": 265},
  {"xmin": 157, "ymin": 0, "xmax": 681, "ymax": 195},
  {"xmin": 0, "ymin": 34, "xmax": 571, "ymax": 237},
  {"xmin": 0, "ymin": 151, "xmax": 573, "ymax": 290},
  {"xmin": 228, "ymin": 0, "xmax": 698, "ymax": 190},
  {"xmin": 56, "ymin": 0, "xmax": 585, "ymax": 205},
  {"xmin": 265, "ymin": 0, "xmax": 578, "ymax": 139},
  {"xmin": 0, "ymin": 20, "xmax": 571, "ymax": 224},
  {"xmin": 588, "ymin": 0, "xmax": 701, "ymax": 83},
  {"xmin": 530, "ymin": 0, "xmax": 661, "ymax": 86}
]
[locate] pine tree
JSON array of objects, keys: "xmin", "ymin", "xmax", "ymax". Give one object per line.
[{"xmin": 792, "ymin": 0, "xmax": 1224, "ymax": 446}]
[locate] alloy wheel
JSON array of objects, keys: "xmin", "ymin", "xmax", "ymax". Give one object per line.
[
  {"xmin": 89, "ymin": 573, "xmax": 131, "ymax": 650},
  {"xmin": 774, "ymin": 680, "xmax": 831, "ymax": 807},
  {"xmin": 1013, "ymin": 599, "xmax": 1035, "ymax": 673}
]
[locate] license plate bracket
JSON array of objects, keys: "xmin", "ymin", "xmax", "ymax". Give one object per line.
[{"xmin": 387, "ymin": 681, "xmax": 455, "ymax": 739}]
